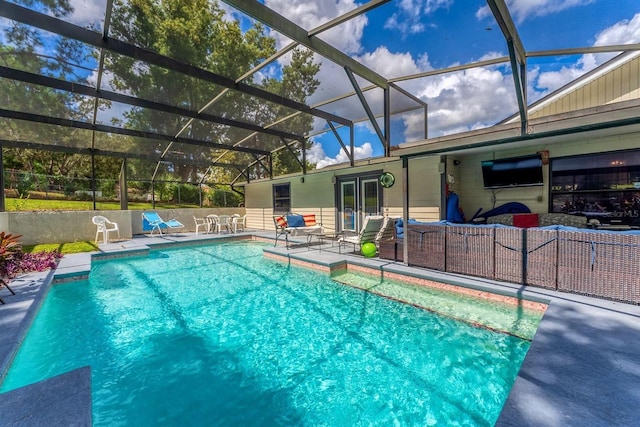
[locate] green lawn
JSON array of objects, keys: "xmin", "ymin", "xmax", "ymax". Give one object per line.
[
  {"xmin": 5, "ymin": 198, "xmax": 199, "ymax": 211},
  {"xmin": 23, "ymin": 241, "xmax": 99, "ymax": 254}
]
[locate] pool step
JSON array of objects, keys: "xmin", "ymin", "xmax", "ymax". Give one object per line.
[{"xmin": 331, "ymin": 271, "xmax": 543, "ymax": 341}]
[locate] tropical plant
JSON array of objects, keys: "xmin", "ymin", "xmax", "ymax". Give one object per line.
[
  {"xmin": 0, "ymin": 232, "xmax": 62, "ymax": 279},
  {"xmin": 0, "ymin": 231, "xmax": 22, "ymax": 259}
]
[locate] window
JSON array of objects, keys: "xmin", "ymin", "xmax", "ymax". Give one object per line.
[
  {"xmin": 551, "ymin": 151, "xmax": 640, "ymax": 225},
  {"xmin": 273, "ymin": 183, "xmax": 291, "ymax": 214}
]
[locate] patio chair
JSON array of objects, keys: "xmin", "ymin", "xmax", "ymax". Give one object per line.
[
  {"xmin": 214, "ymin": 215, "xmax": 231, "ymax": 233},
  {"xmin": 193, "ymin": 216, "xmax": 208, "ymax": 235},
  {"xmin": 337, "ymin": 215, "xmax": 385, "ymax": 254},
  {"xmin": 92, "ymin": 215, "xmax": 120, "ymax": 244},
  {"xmin": 142, "ymin": 212, "xmax": 184, "ymax": 236},
  {"xmin": 231, "ymin": 214, "xmax": 246, "ymax": 233}
]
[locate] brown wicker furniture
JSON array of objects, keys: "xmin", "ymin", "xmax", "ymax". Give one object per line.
[
  {"xmin": 406, "ymin": 223, "xmax": 446, "ymax": 270},
  {"xmin": 375, "ymin": 218, "xmax": 640, "ymax": 305},
  {"xmin": 557, "ymin": 229, "xmax": 640, "ymax": 303},
  {"xmin": 378, "ymin": 239, "xmax": 397, "ymax": 260},
  {"xmin": 525, "ymin": 228, "xmax": 559, "ymax": 289},
  {"xmin": 446, "ymin": 224, "xmax": 495, "ymax": 278},
  {"xmin": 494, "ymin": 226, "xmax": 524, "ymax": 283}
]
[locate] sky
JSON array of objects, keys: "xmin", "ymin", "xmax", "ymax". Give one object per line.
[
  {"xmin": 256, "ymin": 0, "xmax": 640, "ymax": 168},
  {"xmin": 3, "ymin": 0, "xmax": 640, "ymax": 171}
]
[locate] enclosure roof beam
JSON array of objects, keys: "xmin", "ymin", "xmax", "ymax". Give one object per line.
[
  {"xmin": 487, "ymin": 0, "xmax": 526, "ymax": 63},
  {"xmin": 0, "ymin": 109, "xmax": 271, "ymax": 156},
  {"xmin": 487, "ymin": 0, "xmax": 528, "ymax": 133},
  {"xmin": 0, "ymin": 0, "xmax": 351, "ymax": 127},
  {"xmin": 345, "ymin": 67, "xmax": 387, "ymax": 150},
  {"xmin": 222, "ymin": 0, "xmax": 388, "ymax": 88},
  {"xmin": 308, "ymin": 0, "xmax": 392, "ymax": 37},
  {"xmin": 0, "ymin": 139, "xmax": 246, "ymax": 168},
  {"xmin": 0, "ymin": 67, "xmax": 304, "ymax": 141}
]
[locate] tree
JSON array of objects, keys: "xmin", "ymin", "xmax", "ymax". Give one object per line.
[
  {"xmin": 0, "ymin": 3, "xmax": 123, "ymax": 188},
  {"xmin": 2, "ymin": 0, "xmax": 321, "ymax": 190},
  {"xmin": 222, "ymin": 47, "xmax": 321, "ymax": 181},
  {"xmin": 107, "ymin": 0, "xmax": 321, "ymax": 183},
  {"xmin": 107, "ymin": 0, "xmax": 281, "ymax": 183}
]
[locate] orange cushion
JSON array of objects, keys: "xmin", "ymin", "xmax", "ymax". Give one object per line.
[
  {"xmin": 275, "ymin": 216, "xmax": 287, "ymax": 228},
  {"xmin": 303, "ymin": 214, "xmax": 316, "ymax": 226}
]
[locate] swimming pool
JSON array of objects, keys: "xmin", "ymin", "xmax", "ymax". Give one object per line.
[{"xmin": 1, "ymin": 241, "xmax": 538, "ymax": 425}]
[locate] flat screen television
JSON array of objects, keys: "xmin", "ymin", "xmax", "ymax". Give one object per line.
[{"xmin": 481, "ymin": 154, "xmax": 544, "ymax": 189}]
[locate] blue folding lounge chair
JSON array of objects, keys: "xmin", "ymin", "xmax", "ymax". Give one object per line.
[{"xmin": 142, "ymin": 212, "xmax": 184, "ymax": 236}]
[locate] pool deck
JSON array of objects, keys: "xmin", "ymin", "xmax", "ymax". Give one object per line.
[{"xmin": 1, "ymin": 230, "xmax": 639, "ymax": 426}]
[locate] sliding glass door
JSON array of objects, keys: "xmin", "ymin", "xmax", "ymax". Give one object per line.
[
  {"xmin": 340, "ymin": 181, "xmax": 356, "ymax": 232},
  {"xmin": 337, "ymin": 174, "xmax": 382, "ymax": 232},
  {"xmin": 361, "ymin": 178, "xmax": 379, "ymax": 216}
]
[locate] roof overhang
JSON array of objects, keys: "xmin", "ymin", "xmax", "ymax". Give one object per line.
[{"xmin": 394, "ymin": 99, "xmax": 640, "ymax": 159}]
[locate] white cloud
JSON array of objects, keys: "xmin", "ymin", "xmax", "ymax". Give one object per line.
[
  {"xmin": 476, "ymin": 0, "xmax": 595, "ymax": 23},
  {"xmin": 264, "ymin": 0, "xmax": 367, "ymax": 54},
  {"xmin": 533, "ymin": 12, "xmax": 640, "ymax": 96},
  {"xmin": 355, "ymin": 46, "xmax": 423, "ymax": 79},
  {"xmin": 308, "ymin": 46, "xmax": 425, "ymax": 122},
  {"xmin": 385, "ymin": 0, "xmax": 453, "ymax": 36},
  {"xmin": 411, "ymin": 64, "xmax": 517, "ymax": 137},
  {"xmin": 308, "ymin": 141, "xmax": 374, "ymax": 169},
  {"xmin": 69, "ymin": 0, "xmax": 109, "ymax": 28}
]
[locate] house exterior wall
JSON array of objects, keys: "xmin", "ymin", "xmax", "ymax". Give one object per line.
[
  {"xmin": 244, "ymin": 156, "xmax": 442, "ymax": 231},
  {"xmin": 455, "ymin": 130, "xmax": 640, "ymax": 218},
  {"xmin": 530, "ymin": 54, "xmax": 640, "ymax": 119}
]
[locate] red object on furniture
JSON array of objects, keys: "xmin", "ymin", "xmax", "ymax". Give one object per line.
[{"xmin": 513, "ymin": 213, "xmax": 539, "ymax": 228}]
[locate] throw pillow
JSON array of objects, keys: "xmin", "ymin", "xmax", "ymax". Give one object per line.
[
  {"xmin": 303, "ymin": 214, "xmax": 316, "ymax": 226},
  {"xmin": 275, "ymin": 216, "xmax": 287, "ymax": 228},
  {"xmin": 286, "ymin": 214, "xmax": 305, "ymax": 227}
]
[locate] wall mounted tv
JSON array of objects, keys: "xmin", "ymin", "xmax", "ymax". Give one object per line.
[{"xmin": 481, "ymin": 154, "xmax": 544, "ymax": 189}]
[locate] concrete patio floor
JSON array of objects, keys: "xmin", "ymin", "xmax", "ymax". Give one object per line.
[{"xmin": 1, "ymin": 230, "xmax": 639, "ymax": 426}]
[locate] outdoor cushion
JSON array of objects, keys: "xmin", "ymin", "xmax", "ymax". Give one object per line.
[
  {"xmin": 286, "ymin": 214, "xmax": 305, "ymax": 227},
  {"xmin": 395, "ymin": 218, "xmax": 420, "ymax": 239},
  {"xmin": 275, "ymin": 216, "xmax": 287, "ymax": 228},
  {"xmin": 303, "ymin": 214, "xmax": 317, "ymax": 226}
]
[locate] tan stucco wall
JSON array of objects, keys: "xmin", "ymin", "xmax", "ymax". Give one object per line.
[{"xmin": 0, "ymin": 207, "xmax": 245, "ymax": 245}]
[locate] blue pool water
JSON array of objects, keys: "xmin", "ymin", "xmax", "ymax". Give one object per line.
[{"xmin": 2, "ymin": 241, "xmax": 532, "ymax": 425}]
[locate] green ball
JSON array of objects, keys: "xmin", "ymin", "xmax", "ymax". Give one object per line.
[{"xmin": 361, "ymin": 242, "xmax": 377, "ymax": 258}]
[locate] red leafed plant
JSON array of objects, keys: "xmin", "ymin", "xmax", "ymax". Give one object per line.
[{"xmin": 0, "ymin": 232, "xmax": 62, "ymax": 280}]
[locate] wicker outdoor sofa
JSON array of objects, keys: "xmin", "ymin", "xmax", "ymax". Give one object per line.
[{"xmin": 379, "ymin": 218, "xmax": 640, "ymax": 305}]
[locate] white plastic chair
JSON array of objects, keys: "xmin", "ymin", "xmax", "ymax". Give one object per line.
[
  {"xmin": 231, "ymin": 214, "xmax": 246, "ymax": 233},
  {"xmin": 92, "ymin": 215, "xmax": 120, "ymax": 244},
  {"xmin": 193, "ymin": 216, "xmax": 208, "ymax": 235},
  {"xmin": 206, "ymin": 214, "xmax": 218, "ymax": 233},
  {"xmin": 215, "ymin": 215, "xmax": 231, "ymax": 233}
]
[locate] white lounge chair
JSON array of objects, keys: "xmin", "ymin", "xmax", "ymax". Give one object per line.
[
  {"xmin": 142, "ymin": 212, "xmax": 184, "ymax": 236},
  {"xmin": 92, "ymin": 215, "xmax": 120, "ymax": 244},
  {"xmin": 337, "ymin": 215, "xmax": 385, "ymax": 254}
]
